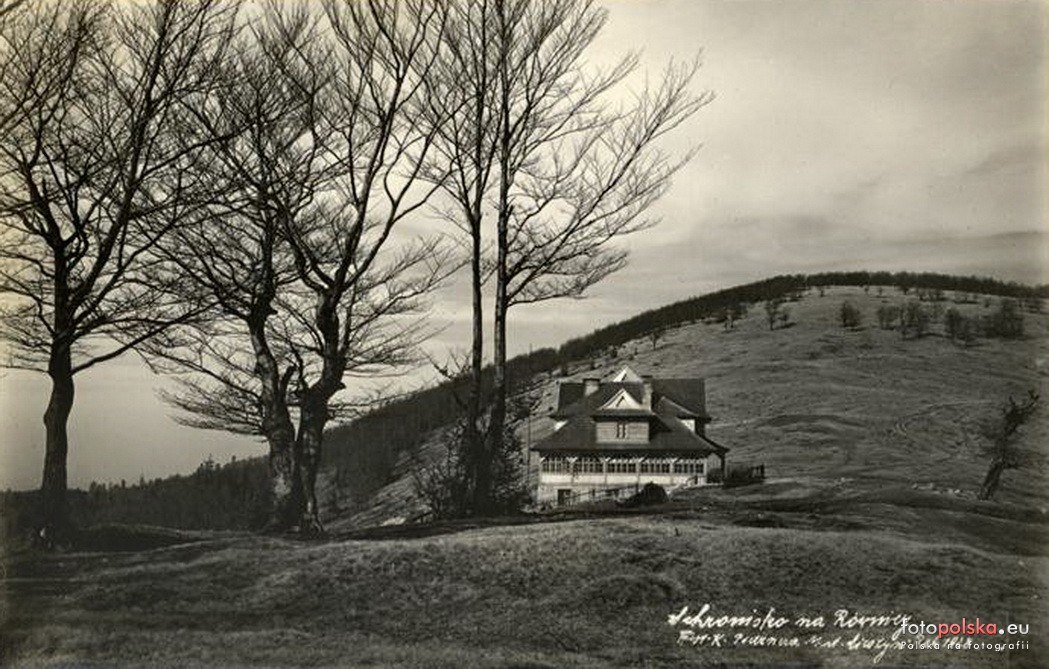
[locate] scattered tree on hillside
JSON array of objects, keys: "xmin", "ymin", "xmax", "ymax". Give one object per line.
[
  {"xmin": 900, "ymin": 301, "xmax": 929, "ymax": 339},
  {"xmin": 929, "ymin": 301, "xmax": 945, "ymax": 324},
  {"xmin": 982, "ymin": 298, "xmax": 1025, "ymax": 339},
  {"xmin": 0, "ymin": 0, "xmax": 237, "ymax": 538},
  {"xmin": 424, "ymin": 0, "xmax": 710, "ymax": 516},
  {"xmin": 715, "ymin": 301, "xmax": 746, "ymax": 330},
  {"xmin": 977, "ymin": 391, "xmax": 1041, "ymax": 500},
  {"xmin": 944, "ymin": 307, "xmax": 977, "ymax": 346},
  {"xmin": 765, "ymin": 297, "xmax": 785, "ymax": 330},
  {"xmin": 554, "ymin": 272, "xmax": 1046, "ymax": 364},
  {"xmin": 649, "ymin": 327, "xmax": 666, "ymax": 350},
  {"xmin": 839, "ymin": 301, "xmax": 862, "ymax": 329}
]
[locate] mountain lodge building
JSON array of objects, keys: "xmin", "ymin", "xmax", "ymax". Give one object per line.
[{"xmin": 531, "ymin": 365, "xmax": 728, "ymax": 505}]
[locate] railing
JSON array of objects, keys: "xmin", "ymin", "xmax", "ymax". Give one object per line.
[{"xmin": 555, "ymin": 483, "xmax": 644, "ymax": 507}]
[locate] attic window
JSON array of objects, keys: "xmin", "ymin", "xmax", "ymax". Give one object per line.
[{"xmin": 615, "ymin": 421, "xmax": 629, "ymax": 439}]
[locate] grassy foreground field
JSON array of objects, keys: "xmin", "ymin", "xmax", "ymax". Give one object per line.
[
  {"xmin": 3, "ymin": 284, "xmax": 1048, "ymax": 667},
  {"xmin": 4, "ymin": 489, "xmax": 1048, "ymax": 668}
]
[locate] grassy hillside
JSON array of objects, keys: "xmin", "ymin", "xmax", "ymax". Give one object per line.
[
  {"xmin": 635, "ymin": 285, "xmax": 1047, "ymax": 504},
  {"xmin": 337, "ymin": 284, "xmax": 1048, "ymax": 527},
  {"xmin": 3, "ymin": 281, "xmax": 1048, "ymax": 667}
]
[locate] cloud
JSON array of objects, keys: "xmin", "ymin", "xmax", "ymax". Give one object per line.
[{"xmin": 963, "ymin": 141, "xmax": 1045, "ymax": 179}]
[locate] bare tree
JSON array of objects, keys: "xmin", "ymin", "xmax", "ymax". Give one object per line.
[
  {"xmin": 649, "ymin": 327, "xmax": 665, "ymax": 350},
  {"xmin": 0, "ymin": 0, "xmax": 237, "ymax": 537},
  {"xmin": 764, "ymin": 297, "xmax": 784, "ymax": 331},
  {"xmin": 427, "ymin": 0, "xmax": 711, "ymax": 514},
  {"xmin": 977, "ymin": 391, "xmax": 1041, "ymax": 500},
  {"xmin": 148, "ymin": 1, "xmax": 453, "ymax": 532},
  {"xmin": 146, "ymin": 4, "xmax": 335, "ymax": 531}
]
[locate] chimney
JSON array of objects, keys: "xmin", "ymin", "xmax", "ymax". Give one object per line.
[
  {"xmin": 641, "ymin": 375, "xmax": 653, "ymax": 408},
  {"xmin": 583, "ymin": 377, "xmax": 600, "ymax": 396}
]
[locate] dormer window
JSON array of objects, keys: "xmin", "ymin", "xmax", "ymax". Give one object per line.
[{"xmin": 615, "ymin": 421, "xmax": 629, "ymax": 438}]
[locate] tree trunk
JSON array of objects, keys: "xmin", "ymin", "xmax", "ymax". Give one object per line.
[
  {"xmin": 978, "ymin": 457, "xmax": 1006, "ymax": 500},
  {"xmin": 297, "ymin": 395, "xmax": 329, "ymax": 534},
  {"xmin": 464, "ymin": 212, "xmax": 485, "ymax": 515},
  {"xmin": 251, "ymin": 325, "xmax": 302, "ymax": 531},
  {"xmin": 482, "ymin": 212, "xmax": 508, "ymax": 515},
  {"xmin": 267, "ymin": 428, "xmax": 301, "ymax": 530},
  {"xmin": 478, "ymin": 2, "xmax": 512, "ymax": 517},
  {"xmin": 40, "ymin": 344, "xmax": 74, "ymax": 540}
]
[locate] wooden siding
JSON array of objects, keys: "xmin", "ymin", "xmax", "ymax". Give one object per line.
[{"xmin": 595, "ymin": 419, "xmax": 649, "ymax": 443}]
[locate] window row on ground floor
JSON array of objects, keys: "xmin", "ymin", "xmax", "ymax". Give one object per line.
[{"xmin": 539, "ymin": 455, "xmax": 706, "ymax": 475}]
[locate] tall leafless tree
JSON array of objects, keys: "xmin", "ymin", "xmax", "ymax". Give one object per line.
[
  {"xmin": 421, "ymin": 0, "xmax": 500, "ymax": 514},
  {"xmin": 147, "ymin": 1, "xmax": 454, "ymax": 532},
  {"xmin": 0, "ymin": 0, "xmax": 237, "ymax": 537},
  {"xmin": 427, "ymin": 0, "xmax": 712, "ymax": 514}
]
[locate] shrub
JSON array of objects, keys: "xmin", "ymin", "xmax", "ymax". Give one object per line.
[
  {"xmin": 929, "ymin": 301, "xmax": 945, "ymax": 323},
  {"xmin": 839, "ymin": 301, "xmax": 862, "ymax": 328},
  {"xmin": 945, "ymin": 308, "xmax": 978, "ymax": 346},
  {"xmin": 945, "ymin": 307, "xmax": 962, "ymax": 337},
  {"xmin": 901, "ymin": 300, "xmax": 929, "ymax": 338},
  {"xmin": 983, "ymin": 298, "xmax": 1024, "ymax": 339},
  {"xmin": 619, "ymin": 483, "xmax": 668, "ymax": 508},
  {"xmin": 413, "ymin": 396, "xmax": 533, "ymax": 520},
  {"xmin": 876, "ymin": 304, "xmax": 900, "ymax": 330}
]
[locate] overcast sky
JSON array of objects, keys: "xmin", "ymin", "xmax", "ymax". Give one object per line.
[{"xmin": 1, "ymin": 0, "xmax": 1046, "ymax": 491}]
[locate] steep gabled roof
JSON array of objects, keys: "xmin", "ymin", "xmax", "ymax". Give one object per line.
[
  {"xmin": 553, "ymin": 376, "xmax": 708, "ymax": 421},
  {"xmin": 555, "ymin": 382, "xmax": 586, "ymax": 411},
  {"xmin": 552, "ymin": 382, "xmax": 645, "ymax": 419},
  {"xmin": 651, "ymin": 379, "xmax": 708, "ymax": 419},
  {"xmin": 537, "ymin": 366, "xmax": 722, "ymax": 455},
  {"xmin": 611, "ymin": 365, "xmax": 645, "ymax": 383},
  {"xmin": 654, "ymin": 395, "xmax": 698, "ymax": 418},
  {"xmin": 592, "ymin": 388, "xmax": 655, "ymax": 418}
]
